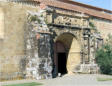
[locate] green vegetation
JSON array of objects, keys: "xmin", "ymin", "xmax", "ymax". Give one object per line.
[
  {"xmin": 89, "ymin": 18, "xmax": 97, "ymax": 30},
  {"xmin": 89, "ymin": 21, "xmax": 95, "ymax": 29},
  {"xmin": 97, "ymin": 77, "xmax": 112, "ymax": 81},
  {"xmin": 30, "ymin": 16, "xmax": 37, "ymax": 21},
  {"xmin": 95, "ymin": 34, "xmax": 112, "ymax": 75},
  {"xmin": 3, "ymin": 82, "xmax": 43, "ymax": 86},
  {"xmin": 30, "ymin": 16, "xmax": 41, "ymax": 23}
]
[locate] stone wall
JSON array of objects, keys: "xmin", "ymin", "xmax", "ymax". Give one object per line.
[
  {"xmin": 26, "ymin": 11, "xmax": 53, "ymax": 79},
  {"xmin": 91, "ymin": 18, "xmax": 112, "ymax": 39},
  {"xmin": 0, "ymin": 2, "xmax": 39, "ymax": 81},
  {"xmin": 0, "ymin": 1, "xmax": 111, "ymax": 81},
  {"xmin": 0, "ymin": 7, "xmax": 4, "ymax": 39}
]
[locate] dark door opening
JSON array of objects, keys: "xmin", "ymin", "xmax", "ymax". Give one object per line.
[{"xmin": 58, "ymin": 53, "xmax": 67, "ymax": 75}]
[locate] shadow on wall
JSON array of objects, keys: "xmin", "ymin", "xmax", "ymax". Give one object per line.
[{"xmin": 19, "ymin": 56, "xmax": 27, "ymax": 79}]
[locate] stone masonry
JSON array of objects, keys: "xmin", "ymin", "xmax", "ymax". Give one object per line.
[
  {"xmin": 0, "ymin": 0, "xmax": 111, "ymax": 80},
  {"xmin": 25, "ymin": 10, "xmax": 52, "ymax": 79}
]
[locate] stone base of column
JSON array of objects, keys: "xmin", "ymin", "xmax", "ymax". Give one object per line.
[{"xmin": 73, "ymin": 64, "xmax": 99, "ymax": 74}]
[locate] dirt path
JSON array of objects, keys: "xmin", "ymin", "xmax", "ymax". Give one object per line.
[{"xmin": 0, "ymin": 74, "xmax": 112, "ymax": 86}]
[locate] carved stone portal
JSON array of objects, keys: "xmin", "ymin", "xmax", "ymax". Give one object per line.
[{"xmin": 26, "ymin": 8, "xmax": 102, "ymax": 79}]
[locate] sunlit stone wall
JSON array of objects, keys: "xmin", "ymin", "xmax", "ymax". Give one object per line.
[{"xmin": 0, "ymin": 1, "xmax": 38, "ymax": 81}]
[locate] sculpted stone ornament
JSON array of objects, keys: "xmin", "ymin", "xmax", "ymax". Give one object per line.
[{"xmin": 53, "ymin": 14, "xmax": 88, "ymax": 28}]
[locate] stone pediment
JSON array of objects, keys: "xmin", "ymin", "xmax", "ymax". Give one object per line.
[{"xmin": 46, "ymin": 9, "xmax": 90, "ymax": 28}]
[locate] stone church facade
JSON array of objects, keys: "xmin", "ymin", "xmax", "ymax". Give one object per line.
[{"xmin": 0, "ymin": 0, "xmax": 112, "ymax": 80}]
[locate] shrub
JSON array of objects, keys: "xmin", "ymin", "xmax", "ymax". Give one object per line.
[{"xmin": 95, "ymin": 34, "xmax": 112, "ymax": 75}]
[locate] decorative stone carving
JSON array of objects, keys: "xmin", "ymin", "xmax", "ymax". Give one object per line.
[
  {"xmin": 26, "ymin": 8, "xmax": 102, "ymax": 79},
  {"xmin": 52, "ymin": 13, "xmax": 89, "ymax": 28}
]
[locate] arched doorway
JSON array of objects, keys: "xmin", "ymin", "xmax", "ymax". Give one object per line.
[
  {"xmin": 53, "ymin": 33, "xmax": 81, "ymax": 76},
  {"xmin": 54, "ymin": 41, "xmax": 67, "ymax": 75}
]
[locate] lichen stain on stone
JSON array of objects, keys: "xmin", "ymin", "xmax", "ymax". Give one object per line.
[{"xmin": 26, "ymin": 10, "xmax": 52, "ymax": 80}]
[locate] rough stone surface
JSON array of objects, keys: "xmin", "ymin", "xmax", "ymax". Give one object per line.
[
  {"xmin": 26, "ymin": 10, "xmax": 52, "ymax": 79},
  {"xmin": 67, "ymin": 37, "xmax": 81, "ymax": 74},
  {"xmin": 0, "ymin": 1, "xmax": 112, "ymax": 81},
  {"xmin": 0, "ymin": 1, "xmax": 39, "ymax": 81}
]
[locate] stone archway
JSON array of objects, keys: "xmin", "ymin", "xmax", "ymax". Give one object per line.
[{"xmin": 53, "ymin": 33, "xmax": 81, "ymax": 76}]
